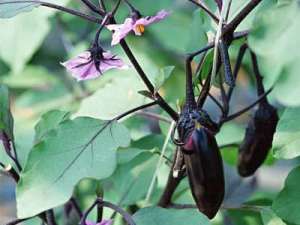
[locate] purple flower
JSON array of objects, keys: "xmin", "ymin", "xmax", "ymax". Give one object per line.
[
  {"xmin": 86, "ymin": 219, "xmax": 113, "ymax": 225},
  {"xmin": 61, "ymin": 50, "xmax": 128, "ymax": 81},
  {"xmin": 107, "ymin": 10, "xmax": 170, "ymax": 45}
]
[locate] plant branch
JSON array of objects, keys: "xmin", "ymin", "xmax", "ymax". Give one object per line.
[
  {"xmin": 0, "ymin": 131, "xmax": 22, "ymax": 171},
  {"xmin": 6, "ymin": 218, "xmax": 29, "ymax": 225},
  {"xmin": 227, "ymin": 43, "xmax": 248, "ymax": 102},
  {"xmin": 223, "ymin": 0, "xmax": 263, "ymax": 36},
  {"xmin": 136, "ymin": 111, "xmax": 172, "ymax": 124},
  {"xmin": 0, "ymin": 1, "xmax": 102, "ymax": 23},
  {"xmin": 221, "ymin": 86, "xmax": 273, "ymax": 123},
  {"xmin": 146, "ymin": 121, "xmax": 176, "ymax": 202},
  {"xmin": 250, "ymin": 51, "xmax": 266, "ymax": 97},
  {"xmin": 188, "ymin": 0, "xmax": 219, "ymax": 23},
  {"xmin": 158, "ymin": 149, "xmax": 185, "ymax": 207},
  {"xmin": 168, "ymin": 203, "xmax": 263, "ymax": 212},
  {"xmin": 46, "ymin": 210, "xmax": 57, "ymax": 225},
  {"xmin": 70, "ymin": 197, "xmax": 83, "ymax": 217},
  {"xmin": 110, "ymin": 18, "xmax": 178, "ymax": 121},
  {"xmin": 80, "ymin": 198, "xmax": 136, "ymax": 225},
  {"xmin": 79, "ymin": 0, "xmax": 105, "ymax": 15}
]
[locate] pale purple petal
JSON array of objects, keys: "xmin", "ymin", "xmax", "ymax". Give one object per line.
[
  {"xmin": 61, "ymin": 51, "xmax": 128, "ymax": 81},
  {"xmin": 98, "ymin": 219, "xmax": 113, "ymax": 225},
  {"xmin": 107, "ymin": 10, "xmax": 170, "ymax": 44},
  {"xmin": 133, "ymin": 10, "xmax": 170, "ymax": 35},
  {"xmin": 107, "ymin": 18, "xmax": 135, "ymax": 45},
  {"xmin": 61, "ymin": 51, "xmax": 99, "ymax": 81},
  {"xmin": 85, "ymin": 219, "xmax": 113, "ymax": 225},
  {"xmin": 100, "ymin": 52, "xmax": 130, "ymax": 72}
]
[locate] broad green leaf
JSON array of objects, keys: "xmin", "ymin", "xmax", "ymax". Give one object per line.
[
  {"xmin": 103, "ymin": 152, "xmax": 158, "ymax": 206},
  {"xmin": 1, "ymin": 66, "xmax": 57, "ymax": 88},
  {"xmin": 272, "ymin": 166, "xmax": 300, "ymax": 224},
  {"xmin": 248, "ymin": 1, "xmax": 300, "ymax": 106},
  {"xmin": 149, "ymin": 12, "xmax": 193, "ymax": 52},
  {"xmin": 0, "ymin": 0, "xmax": 71, "ymax": 73},
  {"xmin": 273, "ymin": 108, "xmax": 300, "ymax": 159},
  {"xmin": 227, "ymin": 0, "xmax": 276, "ymax": 32},
  {"xmin": 216, "ymin": 123, "xmax": 244, "ymax": 146},
  {"xmin": 0, "ymin": 85, "xmax": 14, "ymax": 140},
  {"xmin": 75, "ymin": 73, "xmax": 146, "ymax": 120},
  {"xmin": 260, "ymin": 207, "xmax": 286, "ymax": 225},
  {"xmin": 227, "ymin": 208, "xmax": 263, "ymax": 225},
  {"xmin": 34, "ymin": 110, "xmax": 70, "ymax": 142},
  {"xmin": 16, "ymin": 117, "xmax": 130, "ymax": 218},
  {"xmin": 0, "ymin": 0, "xmax": 71, "ymax": 18},
  {"xmin": 133, "ymin": 207, "xmax": 211, "ymax": 225},
  {"xmin": 0, "ymin": 1, "xmax": 40, "ymax": 18},
  {"xmin": 185, "ymin": 9, "xmax": 209, "ymax": 53},
  {"xmin": 117, "ymin": 134, "xmax": 165, "ymax": 164},
  {"xmin": 0, "ymin": 10, "xmax": 50, "ymax": 73},
  {"xmin": 152, "ymin": 66, "xmax": 175, "ymax": 91}
]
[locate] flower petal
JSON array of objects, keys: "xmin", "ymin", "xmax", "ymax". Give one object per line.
[
  {"xmin": 107, "ymin": 18, "xmax": 134, "ymax": 45},
  {"xmin": 61, "ymin": 51, "xmax": 128, "ymax": 81},
  {"xmin": 134, "ymin": 9, "xmax": 170, "ymax": 30},
  {"xmin": 98, "ymin": 219, "xmax": 113, "ymax": 225},
  {"xmin": 85, "ymin": 219, "xmax": 113, "ymax": 225},
  {"xmin": 61, "ymin": 51, "xmax": 99, "ymax": 81}
]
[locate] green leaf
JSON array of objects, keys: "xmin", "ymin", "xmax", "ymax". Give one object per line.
[
  {"xmin": 216, "ymin": 123, "xmax": 244, "ymax": 146},
  {"xmin": 227, "ymin": 0, "xmax": 276, "ymax": 32},
  {"xmin": 0, "ymin": 9, "xmax": 50, "ymax": 73},
  {"xmin": 272, "ymin": 166, "xmax": 300, "ymax": 224},
  {"xmin": 273, "ymin": 108, "xmax": 300, "ymax": 159},
  {"xmin": 16, "ymin": 117, "xmax": 130, "ymax": 218},
  {"xmin": 34, "ymin": 110, "xmax": 70, "ymax": 142},
  {"xmin": 152, "ymin": 66, "xmax": 175, "ymax": 91},
  {"xmin": 260, "ymin": 207, "xmax": 286, "ymax": 225},
  {"xmin": 227, "ymin": 208, "xmax": 263, "ymax": 225},
  {"xmin": 185, "ymin": 9, "xmax": 208, "ymax": 52},
  {"xmin": 0, "ymin": 1, "xmax": 40, "ymax": 18},
  {"xmin": 0, "ymin": 85, "xmax": 14, "ymax": 140},
  {"xmin": 248, "ymin": 1, "xmax": 300, "ymax": 106},
  {"xmin": 0, "ymin": 0, "xmax": 71, "ymax": 73},
  {"xmin": 149, "ymin": 12, "xmax": 193, "ymax": 53},
  {"xmin": 75, "ymin": 74, "xmax": 146, "ymax": 120},
  {"xmin": 103, "ymin": 152, "xmax": 158, "ymax": 206},
  {"xmin": 133, "ymin": 207, "xmax": 211, "ymax": 225},
  {"xmin": 1, "ymin": 66, "xmax": 57, "ymax": 88}
]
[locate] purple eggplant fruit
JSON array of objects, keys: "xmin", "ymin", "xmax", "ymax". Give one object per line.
[
  {"xmin": 238, "ymin": 102, "xmax": 278, "ymax": 177},
  {"xmin": 183, "ymin": 128, "xmax": 224, "ymax": 219}
]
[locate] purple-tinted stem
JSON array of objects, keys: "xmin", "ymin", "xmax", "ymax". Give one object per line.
[
  {"xmin": 80, "ymin": 198, "xmax": 136, "ymax": 225},
  {"xmin": 0, "ymin": 131, "xmax": 22, "ymax": 171}
]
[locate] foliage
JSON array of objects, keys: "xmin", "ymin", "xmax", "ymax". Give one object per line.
[{"xmin": 0, "ymin": 0, "xmax": 300, "ymax": 225}]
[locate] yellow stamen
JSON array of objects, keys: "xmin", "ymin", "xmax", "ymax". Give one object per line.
[
  {"xmin": 135, "ymin": 24, "xmax": 145, "ymax": 34},
  {"xmin": 195, "ymin": 122, "xmax": 202, "ymax": 129}
]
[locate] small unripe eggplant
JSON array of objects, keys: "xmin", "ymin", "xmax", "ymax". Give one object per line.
[
  {"xmin": 238, "ymin": 102, "xmax": 279, "ymax": 177},
  {"xmin": 183, "ymin": 128, "xmax": 224, "ymax": 219}
]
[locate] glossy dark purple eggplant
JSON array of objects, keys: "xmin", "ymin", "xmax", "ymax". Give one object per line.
[
  {"xmin": 183, "ymin": 128, "xmax": 224, "ymax": 219},
  {"xmin": 238, "ymin": 102, "xmax": 279, "ymax": 177}
]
